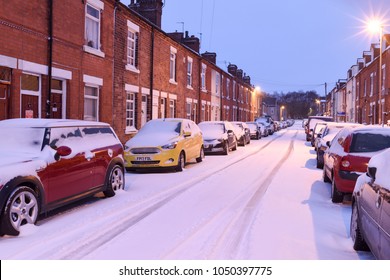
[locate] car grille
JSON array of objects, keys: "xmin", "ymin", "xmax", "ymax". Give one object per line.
[
  {"xmin": 131, "ymin": 160, "xmax": 160, "ymax": 165},
  {"xmin": 130, "ymin": 148, "xmax": 160, "ymax": 154}
]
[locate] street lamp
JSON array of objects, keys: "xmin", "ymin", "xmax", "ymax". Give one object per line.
[
  {"xmin": 280, "ymin": 105, "xmax": 285, "ymax": 121},
  {"xmin": 367, "ymin": 19, "xmax": 384, "ymax": 126},
  {"xmin": 316, "ymin": 99, "xmax": 321, "ymax": 115}
]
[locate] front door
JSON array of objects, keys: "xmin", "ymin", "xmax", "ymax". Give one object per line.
[
  {"xmin": 0, "ymin": 84, "xmax": 8, "ymax": 120},
  {"xmin": 141, "ymin": 95, "xmax": 147, "ymax": 126},
  {"xmin": 21, "ymin": 94, "xmax": 39, "ymax": 118},
  {"xmin": 51, "ymin": 92, "xmax": 63, "ymax": 119}
]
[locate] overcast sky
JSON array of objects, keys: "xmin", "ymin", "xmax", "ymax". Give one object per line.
[{"xmin": 121, "ymin": 0, "xmax": 390, "ymax": 95}]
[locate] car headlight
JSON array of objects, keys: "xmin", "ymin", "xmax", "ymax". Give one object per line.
[{"xmin": 161, "ymin": 142, "xmax": 178, "ymax": 150}]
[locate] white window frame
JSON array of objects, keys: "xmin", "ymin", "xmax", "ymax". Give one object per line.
[
  {"xmin": 201, "ymin": 63, "xmax": 207, "ymax": 92},
  {"xmin": 186, "ymin": 100, "xmax": 192, "ymax": 119},
  {"xmin": 51, "ymin": 78, "xmax": 66, "ymax": 119},
  {"xmin": 187, "ymin": 56, "xmax": 193, "ymax": 88},
  {"xmin": 169, "ymin": 99, "xmax": 175, "ymax": 117},
  {"xmin": 169, "ymin": 46, "xmax": 177, "ymax": 84},
  {"xmin": 84, "ymin": 0, "xmax": 105, "ymax": 58},
  {"xmin": 382, "ymin": 64, "xmax": 386, "ymax": 93},
  {"xmin": 370, "ymin": 73, "xmax": 374, "ymax": 96},
  {"xmin": 84, "ymin": 85, "xmax": 99, "ymax": 121},
  {"xmin": 126, "ymin": 20, "xmax": 140, "ymax": 73},
  {"xmin": 125, "ymin": 91, "xmax": 137, "ymax": 133},
  {"xmin": 215, "ymin": 72, "xmax": 220, "ymax": 96}
]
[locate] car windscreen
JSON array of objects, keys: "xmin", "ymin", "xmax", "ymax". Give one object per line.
[
  {"xmin": 350, "ymin": 133, "xmax": 390, "ymax": 153},
  {"xmin": 247, "ymin": 123, "xmax": 257, "ymax": 130},
  {"xmin": 199, "ymin": 123, "xmax": 225, "ymax": 138},
  {"xmin": 0, "ymin": 127, "xmax": 45, "ymax": 153},
  {"xmin": 139, "ymin": 120, "xmax": 181, "ymax": 135}
]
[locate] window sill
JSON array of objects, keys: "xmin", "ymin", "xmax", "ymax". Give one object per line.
[
  {"xmin": 201, "ymin": 89, "xmax": 207, "ymax": 93},
  {"xmin": 126, "ymin": 64, "xmax": 140, "ymax": 73},
  {"xmin": 83, "ymin": 45, "xmax": 105, "ymax": 58},
  {"xmin": 169, "ymin": 79, "xmax": 178, "ymax": 85},
  {"xmin": 187, "ymin": 85, "xmax": 193, "ymax": 90},
  {"xmin": 125, "ymin": 127, "xmax": 138, "ymax": 134}
]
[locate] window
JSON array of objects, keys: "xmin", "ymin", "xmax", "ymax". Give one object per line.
[
  {"xmin": 201, "ymin": 64, "xmax": 206, "ymax": 91},
  {"xmin": 170, "ymin": 47, "xmax": 177, "ymax": 83},
  {"xmin": 233, "ymin": 81, "xmax": 236, "ymax": 100},
  {"xmin": 363, "ymin": 79, "xmax": 367, "ymax": 97},
  {"xmin": 186, "ymin": 102, "xmax": 191, "ymax": 119},
  {"xmin": 215, "ymin": 72, "xmax": 220, "ymax": 96},
  {"xmin": 192, "ymin": 102, "xmax": 197, "ymax": 122},
  {"xmin": 226, "ymin": 79, "xmax": 230, "ymax": 99},
  {"xmin": 201, "ymin": 103, "xmax": 205, "ymax": 122},
  {"xmin": 169, "ymin": 99, "xmax": 176, "ymax": 117},
  {"xmin": 85, "ymin": 4, "xmax": 100, "ymax": 50},
  {"xmin": 382, "ymin": 65, "xmax": 386, "ymax": 93},
  {"xmin": 370, "ymin": 73, "xmax": 374, "ymax": 96},
  {"xmin": 126, "ymin": 92, "xmax": 136, "ymax": 131},
  {"xmin": 126, "ymin": 20, "xmax": 139, "ymax": 72},
  {"xmin": 84, "ymin": 86, "xmax": 99, "ymax": 121},
  {"xmin": 160, "ymin": 97, "xmax": 166, "ymax": 118},
  {"xmin": 187, "ymin": 57, "xmax": 193, "ymax": 87}
]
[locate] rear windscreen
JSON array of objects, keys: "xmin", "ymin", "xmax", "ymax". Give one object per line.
[{"xmin": 350, "ymin": 133, "xmax": 390, "ymax": 153}]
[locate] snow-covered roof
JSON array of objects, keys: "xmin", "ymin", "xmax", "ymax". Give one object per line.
[{"xmin": 0, "ymin": 118, "xmax": 110, "ymax": 128}]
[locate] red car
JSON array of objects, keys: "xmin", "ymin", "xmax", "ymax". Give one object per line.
[
  {"xmin": 0, "ymin": 119, "xmax": 125, "ymax": 236},
  {"xmin": 323, "ymin": 126, "xmax": 390, "ymax": 203}
]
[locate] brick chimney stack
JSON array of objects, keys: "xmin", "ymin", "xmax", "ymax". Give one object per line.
[{"xmin": 129, "ymin": 0, "xmax": 163, "ymax": 28}]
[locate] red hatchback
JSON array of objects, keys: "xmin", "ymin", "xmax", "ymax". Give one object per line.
[
  {"xmin": 0, "ymin": 119, "xmax": 125, "ymax": 236},
  {"xmin": 323, "ymin": 126, "xmax": 390, "ymax": 203}
]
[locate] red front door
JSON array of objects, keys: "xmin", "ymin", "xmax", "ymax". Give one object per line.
[
  {"xmin": 0, "ymin": 84, "xmax": 8, "ymax": 120},
  {"xmin": 21, "ymin": 94, "xmax": 39, "ymax": 118}
]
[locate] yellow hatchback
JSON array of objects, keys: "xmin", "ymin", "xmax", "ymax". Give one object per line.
[{"xmin": 124, "ymin": 118, "xmax": 204, "ymax": 172}]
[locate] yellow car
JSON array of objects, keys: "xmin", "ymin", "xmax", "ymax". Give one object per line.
[{"xmin": 124, "ymin": 118, "xmax": 204, "ymax": 172}]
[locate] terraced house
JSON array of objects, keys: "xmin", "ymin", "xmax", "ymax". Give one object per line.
[{"xmin": 0, "ymin": 0, "xmax": 262, "ymax": 143}]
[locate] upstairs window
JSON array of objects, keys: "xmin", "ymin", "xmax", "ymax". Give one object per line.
[
  {"xmin": 169, "ymin": 47, "xmax": 177, "ymax": 83},
  {"xmin": 201, "ymin": 64, "xmax": 207, "ymax": 91},
  {"xmin": 126, "ymin": 20, "xmax": 140, "ymax": 72},
  {"xmin": 85, "ymin": 4, "xmax": 100, "ymax": 50},
  {"xmin": 187, "ymin": 57, "xmax": 193, "ymax": 88}
]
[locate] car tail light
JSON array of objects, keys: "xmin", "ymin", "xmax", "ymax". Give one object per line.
[
  {"xmin": 341, "ymin": 160, "xmax": 350, "ymax": 168},
  {"xmin": 340, "ymin": 156, "xmax": 352, "ymax": 171}
]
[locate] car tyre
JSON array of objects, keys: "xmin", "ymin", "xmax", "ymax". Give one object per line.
[
  {"xmin": 350, "ymin": 201, "xmax": 369, "ymax": 251},
  {"xmin": 0, "ymin": 186, "xmax": 39, "ymax": 236},
  {"xmin": 196, "ymin": 146, "xmax": 205, "ymax": 163},
  {"xmin": 322, "ymin": 166, "xmax": 331, "ymax": 183},
  {"xmin": 331, "ymin": 178, "xmax": 344, "ymax": 203},
  {"xmin": 223, "ymin": 141, "xmax": 229, "ymax": 155},
  {"xmin": 316, "ymin": 152, "xmax": 323, "ymax": 169},
  {"xmin": 104, "ymin": 165, "xmax": 124, "ymax": 197},
  {"xmin": 176, "ymin": 151, "xmax": 185, "ymax": 172}
]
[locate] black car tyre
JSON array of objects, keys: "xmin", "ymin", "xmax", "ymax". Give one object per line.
[
  {"xmin": 196, "ymin": 146, "xmax": 204, "ymax": 163},
  {"xmin": 176, "ymin": 151, "xmax": 185, "ymax": 171},
  {"xmin": 331, "ymin": 178, "xmax": 344, "ymax": 203},
  {"xmin": 223, "ymin": 141, "xmax": 229, "ymax": 155},
  {"xmin": 316, "ymin": 152, "xmax": 323, "ymax": 169},
  {"xmin": 322, "ymin": 166, "xmax": 331, "ymax": 183},
  {"xmin": 350, "ymin": 201, "xmax": 369, "ymax": 251},
  {"xmin": 104, "ymin": 165, "xmax": 124, "ymax": 197},
  {"xmin": 0, "ymin": 186, "xmax": 39, "ymax": 236}
]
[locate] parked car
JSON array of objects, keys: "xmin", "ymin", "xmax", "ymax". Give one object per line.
[
  {"xmin": 351, "ymin": 148, "xmax": 390, "ymax": 259},
  {"xmin": 310, "ymin": 122, "xmax": 327, "ymax": 147},
  {"xmin": 256, "ymin": 120, "xmax": 273, "ymax": 136},
  {"xmin": 124, "ymin": 118, "xmax": 204, "ymax": 172},
  {"xmin": 198, "ymin": 121, "xmax": 237, "ymax": 155},
  {"xmin": 246, "ymin": 122, "xmax": 262, "ymax": 139},
  {"xmin": 315, "ymin": 122, "xmax": 361, "ymax": 169},
  {"xmin": 323, "ymin": 126, "xmax": 390, "ymax": 203},
  {"xmin": 305, "ymin": 116, "xmax": 333, "ymax": 141},
  {"xmin": 231, "ymin": 121, "xmax": 251, "ymax": 146},
  {"xmin": 0, "ymin": 118, "xmax": 125, "ymax": 236},
  {"xmin": 255, "ymin": 116, "xmax": 275, "ymax": 135}
]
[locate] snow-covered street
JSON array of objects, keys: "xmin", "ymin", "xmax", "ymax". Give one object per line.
[{"xmin": 0, "ymin": 122, "xmax": 374, "ymax": 260}]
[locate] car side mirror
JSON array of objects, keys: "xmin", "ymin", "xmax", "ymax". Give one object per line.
[
  {"xmin": 55, "ymin": 146, "xmax": 72, "ymax": 161},
  {"xmin": 183, "ymin": 131, "xmax": 192, "ymax": 138},
  {"xmin": 366, "ymin": 166, "xmax": 377, "ymax": 180},
  {"xmin": 326, "ymin": 141, "xmax": 331, "ymax": 147}
]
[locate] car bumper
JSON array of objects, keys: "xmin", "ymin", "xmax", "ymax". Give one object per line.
[
  {"xmin": 203, "ymin": 142, "xmax": 224, "ymax": 153},
  {"xmin": 124, "ymin": 150, "xmax": 180, "ymax": 169},
  {"xmin": 336, "ymin": 171, "xmax": 365, "ymax": 193}
]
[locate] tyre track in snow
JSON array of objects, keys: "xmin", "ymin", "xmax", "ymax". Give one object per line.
[
  {"xmin": 162, "ymin": 129, "xmax": 298, "ymax": 259},
  {"xmin": 7, "ymin": 129, "xmax": 290, "ymax": 259}
]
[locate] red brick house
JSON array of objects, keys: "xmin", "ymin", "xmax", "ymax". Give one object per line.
[{"xmin": 0, "ymin": 0, "xmax": 262, "ymax": 143}]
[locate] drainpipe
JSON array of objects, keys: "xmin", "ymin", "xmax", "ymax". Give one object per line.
[
  {"xmin": 113, "ymin": 2, "xmax": 118, "ymax": 126},
  {"xmin": 197, "ymin": 58, "xmax": 201, "ymax": 123},
  {"xmin": 149, "ymin": 26, "xmax": 154, "ymax": 121},
  {"xmin": 46, "ymin": 0, "xmax": 53, "ymax": 118}
]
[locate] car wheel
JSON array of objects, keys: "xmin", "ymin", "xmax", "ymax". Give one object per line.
[
  {"xmin": 241, "ymin": 137, "xmax": 246, "ymax": 147},
  {"xmin": 104, "ymin": 165, "xmax": 124, "ymax": 197},
  {"xmin": 0, "ymin": 186, "xmax": 39, "ymax": 236},
  {"xmin": 196, "ymin": 146, "xmax": 204, "ymax": 163},
  {"xmin": 232, "ymin": 139, "xmax": 238, "ymax": 151},
  {"xmin": 176, "ymin": 151, "xmax": 185, "ymax": 171},
  {"xmin": 331, "ymin": 178, "xmax": 344, "ymax": 203},
  {"xmin": 256, "ymin": 132, "xmax": 260, "ymax": 140},
  {"xmin": 350, "ymin": 201, "xmax": 370, "ymax": 251},
  {"xmin": 223, "ymin": 141, "xmax": 229, "ymax": 155},
  {"xmin": 316, "ymin": 152, "xmax": 323, "ymax": 169},
  {"xmin": 322, "ymin": 166, "xmax": 331, "ymax": 183}
]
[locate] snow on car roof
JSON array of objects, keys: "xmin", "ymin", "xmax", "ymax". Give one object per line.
[{"xmin": 0, "ymin": 118, "xmax": 110, "ymax": 128}]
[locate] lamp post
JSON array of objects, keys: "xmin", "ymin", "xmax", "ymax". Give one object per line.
[{"xmin": 280, "ymin": 105, "xmax": 285, "ymax": 121}]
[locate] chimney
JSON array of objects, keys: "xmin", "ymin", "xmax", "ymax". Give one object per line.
[
  {"xmin": 201, "ymin": 52, "xmax": 217, "ymax": 64},
  {"xmin": 167, "ymin": 31, "xmax": 184, "ymax": 43},
  {"xmin": 236, "ymin": 69, "xmax": 243, "ymax": 79},
  {"xmin": 182, "ymin": 32, "xmax": 200, "ymax": 53},
  {"xmin": 129, "ymin": 0, "xmax": 163, "ymax": 28},
  {"xmin": 384, "ymin": 34, "xmax": 390, "ymax": 48},
  {"xmin": 227, "ymin": 64, "xmax": 237, "ymax": 76},
  {"xmin": 243, "ymin": 75, "xmax": 251, "ymax": 85}
]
